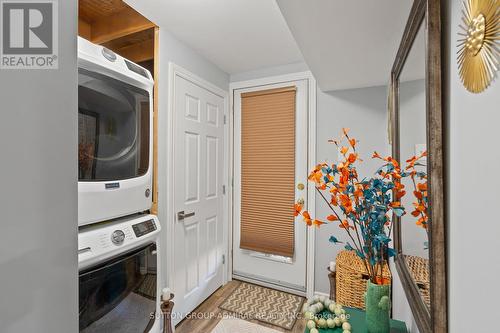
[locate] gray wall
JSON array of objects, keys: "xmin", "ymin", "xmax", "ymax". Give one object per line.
[
  {"xmin": 315, "ymin": 85, "xmax": 390, "ymax": 294},
  {"xmin": 399, "ymin": 79, "xmax": 427, "ymax": 259},
  {"xmin": 230, "ymin": 62, "xmax": 309, "ymax": 82},
  {"xmin": 0, "ymin": 1, "xmax": 78, "ymax": 332},
  {"xmin": 446, "ymin": 0, "xmax": 500, "ymax": 331}
]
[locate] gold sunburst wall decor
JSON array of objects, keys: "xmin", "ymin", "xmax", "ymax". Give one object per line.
[{"xmin": 457, "ymin": 0, "xmax": 500, "ymax": 93}]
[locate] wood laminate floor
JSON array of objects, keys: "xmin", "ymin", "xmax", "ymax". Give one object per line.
[{"xmin": 175, "ymin": 280, "xmax": 306, "ymax": 333}]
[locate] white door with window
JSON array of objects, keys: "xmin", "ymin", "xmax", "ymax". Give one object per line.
[
  {"xmin": 232, "ymin": 79, "xmax": 309, "ymax": 293},
  {"xmin": 173, "ymin": 73, "xmax": 225, "ymax": 320}
]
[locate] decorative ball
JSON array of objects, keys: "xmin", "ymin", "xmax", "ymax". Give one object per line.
[
  {"xmin": 313, "ymin": 295, "xmax": 320, "ymax": 302},
  {"xmin": 335, "ymin": 303, "xmax": 343, "ymax": 310},
  {"xmin": 328, "ymin": 303, "xmax": 336, "ymax": 313},
  {"xmin": 317, "ymin": 318, "xmax": 327, "ymax": 328},
  {"xmin": 317, "ymin": 303, "xmax": 324, "ymax": 311},
  {"xmin": 327, "ymin": 318, "xmax": 335, "ymax": 328},
  {"xmin": 306, "ymin": 320, "xmax": 316, "ymax": 329},
  {"xmin": 340, "ymin": 315, "xmax": 348, "ymax": 323},
  {"xmin": 334, "ymin": 308, "xmax": 342, "ymax": 316},
  {"xmin": 304, "ymin": 311, "xmax": 314, "ymax": 320},
  {"xmin": 342, "ymin": 322, "xmax": 352, "ymax": 331},
  {"xmin": 324, "ymin": 299, "xmax": 332, "ymax": 307},
  {"xmin": 333, "ymin": 317, "xmax": 342, "ymax": 327},
  {"xmin": 343, "ymin": 330, "xmax": 351, "ymax": 333},
  {"xmin": 310, "ymin": 329, "xmax": 319, "ymax": 333},
  {"xmin": 319, "ymin": 295, "xmax": 326, "ymax": 303}
]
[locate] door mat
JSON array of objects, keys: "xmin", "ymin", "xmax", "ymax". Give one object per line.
[
  {"xmin": 219, "ymin": 282, "xmax": 304, "ymax": 330},
  {"xmin": 211, "ymin": 317, "xmax": 281, "ymax": 333}
]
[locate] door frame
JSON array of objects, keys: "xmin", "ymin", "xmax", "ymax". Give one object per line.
[
  {"xmin": 165, "ymin": 63, "xmax": 230, "ymax": 295},
  {"xmin": 229, "ymin": 71, "xmax": 317, "ymax": 299}
]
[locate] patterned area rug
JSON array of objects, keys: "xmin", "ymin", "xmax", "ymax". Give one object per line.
[
  {"xmin": 219, "ymin": 282, "xmax": 304, "ymax": 330},
  {"xmin": 211, "ymin": 317, "xmax": 281, "ymax": 333}
]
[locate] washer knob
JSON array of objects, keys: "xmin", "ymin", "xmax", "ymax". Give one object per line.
[{"xmin": 111, "ymin": 230, "xmax": 125, "ymax": 245}]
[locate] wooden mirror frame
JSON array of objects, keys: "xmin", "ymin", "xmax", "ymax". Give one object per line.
[{"xmin": 390, "ymin": 0, "xmax": 447, "ymax": 332}]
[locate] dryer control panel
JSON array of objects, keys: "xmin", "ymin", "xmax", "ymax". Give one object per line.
[{"xmin": 132, "ymin": 219, "xmax": 157, "ymax": 237}]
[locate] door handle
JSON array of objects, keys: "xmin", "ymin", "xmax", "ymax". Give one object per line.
[{"xmin": 177, "ymin": 211, "xmax": 195, "ymax": 221}]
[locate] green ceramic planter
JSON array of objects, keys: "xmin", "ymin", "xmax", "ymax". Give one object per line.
[{"xmin": 365, "ymin": 280, "xmax": 391, "ymax": 333}]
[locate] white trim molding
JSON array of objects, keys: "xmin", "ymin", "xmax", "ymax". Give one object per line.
[{"xmin": 229, "ymin": 71, "xmax": 317, "ymax": 299}]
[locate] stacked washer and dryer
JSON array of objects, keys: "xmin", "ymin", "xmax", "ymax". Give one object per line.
[{"xmin": 77, "ymin": 37, "xmax": 162, "ymax": 333}]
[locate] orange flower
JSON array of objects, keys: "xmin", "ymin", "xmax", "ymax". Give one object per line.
[
  {"xmin": 340, "ymin": 146, "xmax": 349, "ymax": 155},
  {"xmin": 417, "ymin": 182, "xmax": 427, "ymax": 191},
  {"xmin": 347, "ymin": 153, "xmax": 357, "ymax": 164},
  {"xmin": 302, "ymin": 211, "xmax": 312, "ymax": 226},
  {"xmin": 313, "ymin": 219, "xmax": 325, "ymax": 228},
  {"xmin": 327, "ymin": 214, "xmax": 338, "ymax": 221},
  {"xmin": 349, "ymin": 138, "xmax": 357, "ymax": 148},
  {"xmin": 342, "ymin": 127, "xmax": 350, "ymax": 136},
  {"xmin": 294, "ymin": 203, "xmax": 302, "ymax": 217},
  {"xmin": 339, "ymin": 220, "xmax": 354, "ymax": 230}
]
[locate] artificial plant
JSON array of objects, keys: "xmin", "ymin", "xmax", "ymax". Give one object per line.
[{"xmin": 295, "ymin": 128, "xmax": 406, "ymax": 284}]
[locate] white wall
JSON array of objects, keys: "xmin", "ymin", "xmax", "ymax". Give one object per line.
[
  {"xmin": 446, "ymin": 0, "xmax": 500, "ymax": 331},
  {"xmin": 0, "ymin": 1, "xmax": 78, "ymax": 332}
]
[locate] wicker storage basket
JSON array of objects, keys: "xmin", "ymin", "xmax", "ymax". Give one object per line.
[
  {"xmin": 335, "ymin": 250, "xmax": 391, "ymax": 309},
  {"xmin": 404, "ymin": 255, "xmax": 430, "ymax": 308}
]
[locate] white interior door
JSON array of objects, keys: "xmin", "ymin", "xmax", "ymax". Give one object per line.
[
  {"xmin": 232, "ymin": 80, "xmax": 309, "ymax": 293},
  {"xmin": 173, "ymin": 74, "xmax": 225, "ymax": 321}
]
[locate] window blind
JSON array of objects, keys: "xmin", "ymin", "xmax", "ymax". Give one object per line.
[{"xmin": 240, "ymin": 86, "xmax": 296, "ymax": 258}]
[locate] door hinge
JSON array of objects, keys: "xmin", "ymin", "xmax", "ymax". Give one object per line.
[
  {"xmin": 222, "ymin": 254, "xmax": 226, "ymax": 265},
  {"xmin": 222, "ymin": 185, "xmax": 226, "ymax": 195},
  {"xmin": 224, "ymin": 115, "xmax": 227, "ymax": 124}
]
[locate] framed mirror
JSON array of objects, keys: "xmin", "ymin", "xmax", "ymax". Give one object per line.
[{"xmin": 389, "ymin": 0, "xmax": 447, "ymax": 332}]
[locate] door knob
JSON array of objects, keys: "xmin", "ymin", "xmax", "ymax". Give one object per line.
[
  {"xmin": 177, "ymin": 211, "xmax": 195, "ymax": 221},
  {"xmin": 297, "ymin": 183, "xmax": 305, "ymax": 190}
]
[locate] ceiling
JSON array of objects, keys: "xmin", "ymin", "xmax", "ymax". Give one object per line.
[
  {"xmin": 124, "ymin": 0, "xmax": 423, "ymax": 90},
  {"xmin": 124, "ymin": 0, "xmax": 304, "ymax": 74},
  {"xmin": 277, "ymin": 0, "xmax": 418, "ymax": 91}
]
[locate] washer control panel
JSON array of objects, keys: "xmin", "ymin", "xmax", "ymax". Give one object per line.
[{"xmin": 132, "ymin": 219, "xmax": 156, "ymax": 237}]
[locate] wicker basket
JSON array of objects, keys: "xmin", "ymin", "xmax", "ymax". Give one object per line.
[
  {"xmin": 335, "ymin": 250, "xmax": 391, "ymax": 309},
  {"xmin": 404, "ymin": 255, "xmax": 430, "ymax": 309}
]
